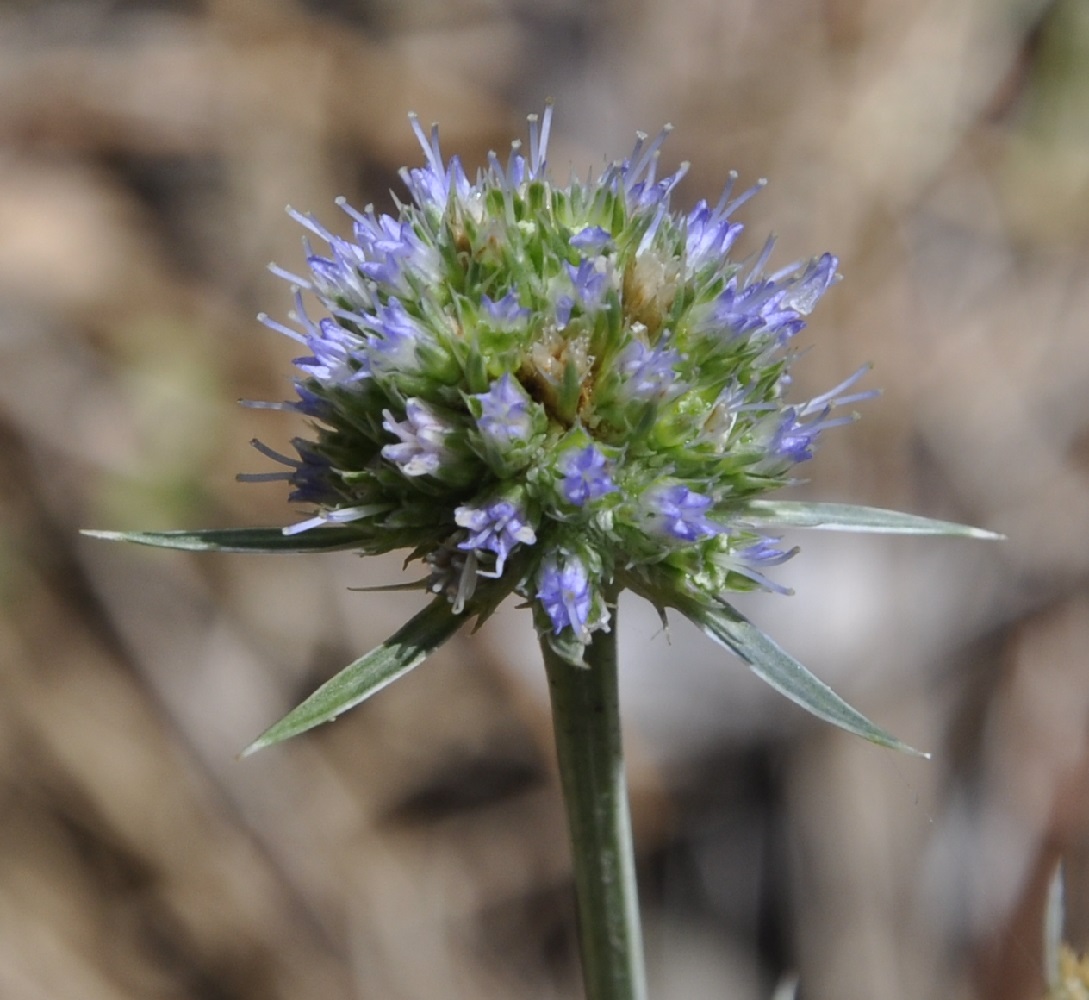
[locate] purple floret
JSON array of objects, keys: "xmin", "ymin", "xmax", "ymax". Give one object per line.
[
  {"xmin": 569, "ymin": 226, "xmax": 613, "ymax": 253},
  {"xmin": 769, "ymin": 365, "xmax": 876, "ymax": 464},
  {"xmin": 641, "ymin": 484, "xmax": 718, "ymax": 542},
  {"xmin": 776, "ymin": 253, "xmax": 838, "ymax": 315},
  {"xmin": 712, "ymin": 277, "xmax": 805, "ymax": 344},
  {"xmin": 365, "ymin": 298, "xmax": 429, "ymax": 372},
  {"xmin": 684, "ymin": 202, "xmax": 744, "ymax": 273},
  {"xmin": 481, "ymin": 292, "xmax": 531, "ymax": 326},
  {"xmin": 381, "ymin": 399, "xmax": 452, "ymax": 477},
  {"xmin": 560, "ymin": 444, "xmax": 617, "ymax": 506},
  {"xmin": 400, "ymin": 114, "xmax": 471, "ymax": 210},
  {"xmin": 455, "ymin": 498, "xmax": 537, "ymax": 577},
  {"xmin": 473, "ymin": 373, "xmax": 534, "ymax": 446},
  {"xmin": 556, "ymin": 260, "xmax": 610, "ymax": 325},
  {"xmin": 616, "ymin": 338, "xmax": 684, "ymax": 402},
  {"xmin": 537, "ymin": 553, "xmax": 592, "ymax": 635}
]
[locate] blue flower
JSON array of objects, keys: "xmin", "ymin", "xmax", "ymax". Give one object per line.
[
  {"xmin": 556, "ymin": 260, "xmax": 611, "ymax": 326},
  {"xmin": 296, "ymin": 316, "xmax": 366, "ymax": 387},
  {"xmin": 684, "ymin": 205, "xmax": 743, "ymax": 274},
  {"xmin": 455, "ymin": 498, "xmax": 537, "ymax": 578},
  {"xmin": 569, "ymin": 226, "xmax": 613, "ymax": 253},
  {"xmin": 619, "ymin": 126, "xmax": 688, "ymax": 210},
  {"xmin": 640, "ymin": 484, "xmax": 717, "ymax": 542},
  {"xmin": 399, "ymin": 114, "xmax": 471, "ymax": 211},
  {"xmin": 472, "ymin": 373, "xmax": 535, "ymax": 447},
  {"xmin": 710, "ymin": 274, "xmax": 805, "ymax": 344},
  {"xmin": 365, "ymin": 299, "xmax": 431, "ymax": 373},
  {"xmin": 481, "ymin": 292, "xmax": 531, "ymax": 326},
  {"xmin": 351, "ymin": 211, "xmax": 443, "ymax": 292},
  {"xmin": 695, "ymin": 533, "xmax": 801, "ymax": 596},
  {"xmin": 768, "ymin": 365, "xmax": 876, "ymax": 464},
  {"xmin": 559, "ymin": 444, "xmax": 617, "ymax": 506},
  {"xmin": 735, "ymin": 537, "xmax": 798, "ymax": 593},
  {"xmin": 382, "ymin": 399, "xmax": 455, "ymax": 477},
  {"xmin": 241, "ymin": 436, "xmax": 335, "ymax": 508},
  {"xmin": 682, "ymin": 172, "xmax": 765, "ymax": 274},
  {"xmin": 568, "ymin": 260, "xmax": 610, "ymax": 308},
  {"xmin": 614, "ymin": 337, "xmax": 684, "ymax": 404},
  {"xmin": 774, "ymin": 252, "xmax": 839, "ymax": 315},
  {"xmin": 260, "ymin": 292, "xmax": 366, "ymax": 388},
  {"xmin": 537, "ymin": 552, "xmax": 592, "ymax": 636}
]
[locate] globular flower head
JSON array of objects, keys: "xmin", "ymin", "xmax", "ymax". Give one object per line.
[{"xmin": 251, "ymin": 106, "xmax": 873, "ymax": 663}]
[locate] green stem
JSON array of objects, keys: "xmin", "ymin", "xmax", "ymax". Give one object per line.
[{"xmin": 540, "ymin": 599, "xmax": 647, "ymax": 1000}]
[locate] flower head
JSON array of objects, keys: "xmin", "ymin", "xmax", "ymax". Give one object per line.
[
  {"xmin": 251, "ymin": 106, "xmax": 873, "ymax": 662},
  {"xmin": 87, "ymin": 101, "xmax": 1002, "ymax": 761}
]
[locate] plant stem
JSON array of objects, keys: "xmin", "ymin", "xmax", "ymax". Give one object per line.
[{"xmin": 540, "ymin": 596, "xmax": 647, "ymax": 1000}]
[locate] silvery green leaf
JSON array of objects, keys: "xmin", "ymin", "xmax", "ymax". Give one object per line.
[
  {"xmin": 676, "ymin": 595, "xmax": 926, "ymax": 756},
  {"xmin": 244, "ymin": 594, "xmax": 464, "ymax": 754},
  {"xmin": 81, "ymin": 526, "xmax": 370, "ymax": 553},
  {"xmin": 740, "ymin": 500, "xmax": 1003, "ymax": 539}
]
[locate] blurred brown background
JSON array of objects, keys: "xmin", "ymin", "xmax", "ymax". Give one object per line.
[{"xmin": 1, "ymin": 1, "xmax": 1087, "ymax": 998}]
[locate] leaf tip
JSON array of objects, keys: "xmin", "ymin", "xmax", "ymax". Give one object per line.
[
  {"xmin": 241, "ymin": 721, "xmax": 305, "ymax": 755},
  {"xmin": 80, "ymin": 528, "xmax": 121, "ymax": 541},
  {"xmin": 239, "ymin": 738, "xmax": 268, "ymax": 759},
  {"xmin": 886, "ymin": 739, "xmax": 930, "ymax": 759}
]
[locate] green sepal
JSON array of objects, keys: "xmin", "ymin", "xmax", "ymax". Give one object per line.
[
  {"xmin": 243, "ymin": 594, "xmax": 465, "ymax": 755},
  {"xmin": 739, "ymin": 500, "xmax": 1003, "ymax": 539},
  {"xmin": 81, "ymin": 525, "xmax": 372, "ymax": 553},
  {"xmin": 677, "ymin": 595, "xmax": 926, "ymax": 756}
]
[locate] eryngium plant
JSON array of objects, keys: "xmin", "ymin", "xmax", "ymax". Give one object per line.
[
  {"xmin": 88, "ymin": 107, "xmax": 1000, "ymax": 1000},
  {"xmin": 90, "ymin": 106, "xmax": 996, "ymax": 753}
]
